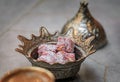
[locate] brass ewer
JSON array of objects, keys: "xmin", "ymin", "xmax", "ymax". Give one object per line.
[{"xmin": 61, "ymin": 1, "xmax": 107, "ymax": 49}]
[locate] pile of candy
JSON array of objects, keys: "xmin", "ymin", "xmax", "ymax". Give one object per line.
[{"xmin": 37, "ymin": 36, "xmax": 75, "ymax": 64}]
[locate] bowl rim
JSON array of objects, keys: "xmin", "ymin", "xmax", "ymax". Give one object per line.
[
  {"xmin": 0, "ymin": 67, "xmax": 55, "ymax": 82},
  {"xmin": 27, "ymin": 44, "xmax": 87, "ymax": 66},
  {"xmin": 15, "ymin": 27, "xmax": 96, "ymax": 66}
]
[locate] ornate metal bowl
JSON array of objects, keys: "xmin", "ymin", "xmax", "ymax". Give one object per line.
[{"xmin": 16, "ymin": 27, "xmax": 96, "ymax": 79}]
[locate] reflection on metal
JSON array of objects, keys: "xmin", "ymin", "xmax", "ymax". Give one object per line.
[
  {"xmin": 0, "ymin": 67, "xmax": 55, "ymax": 82},
  {"xmin": 61, "ymin": 0, "xmax": 107, "ymax": 49},
  {"xmin": 16, "ymin": 27, "xmax": 96, "ymax": 79}
]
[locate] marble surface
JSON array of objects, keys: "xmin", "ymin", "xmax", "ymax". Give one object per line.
[{"xmin": 0, "ymin": 0, "xmax": 120, "ymax": 82}]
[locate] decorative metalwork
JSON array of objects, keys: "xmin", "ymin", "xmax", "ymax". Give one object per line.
[
  {"xmin": 63, "ymin": 27, "xmax": 96, "ymax": 57},
  {"xmin": 16, "ymin": 27, "xmax": 96, "ymax": 79},
  {"xmin": 16, "ymin": 27, "xmax": 58, "ymax": 57},
  {"xmin": 61, "ymin": 0, "xmax": 107, "ymax": 49}
]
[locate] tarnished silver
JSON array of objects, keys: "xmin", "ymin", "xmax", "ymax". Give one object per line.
[
  {"xmin": 61, "ymin": 1, "xmax": 107, "ymax": 49},
  {"xmin": 16, "ymin": 27, "xmax": 96, "ymax": 79}
]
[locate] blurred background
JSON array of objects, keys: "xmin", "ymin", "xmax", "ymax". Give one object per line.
[{"xmin": 0, "ymin": 0, "xmax": 120, "ymax": 82}]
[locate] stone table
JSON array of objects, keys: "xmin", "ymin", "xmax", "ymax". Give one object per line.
[{"xmin": 0, "ymin": 0, "xmax": 120, "ymax": 82}]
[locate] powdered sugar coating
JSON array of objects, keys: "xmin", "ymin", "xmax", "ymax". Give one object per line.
[
  {"xmin": 37, "ymin": 51, "xmax": 57, "ymax": 64},
  {"xmin": 57, "ymin": 36, "xmax": 74, "ymax": 52},
  {"xmin": 37, "ymin": 36, "xmax": 75, "ymax": 64},
  {"xmin": 38, "ymin": 44, "xmax": 57, "ymax": 54}
]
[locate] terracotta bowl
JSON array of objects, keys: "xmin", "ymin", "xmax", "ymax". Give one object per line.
[{"xmin": 16, "ymin": 27, "xmax": 96, "ymax": 79}]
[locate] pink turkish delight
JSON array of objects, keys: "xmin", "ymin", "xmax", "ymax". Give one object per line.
[
  {"xmin": 57, "ymin": 36, "xmax": 74, "ymax": 52},
  {"xmin": 37, "ymin": 51, "xmax": 57, "ymax": 64},
  {"xmin": 56, "ymin": 36, "xmax": 66, "ymax": 51},
  {"xmin": 38, "ymin": 44, "xmax": 56, "ymax": 54},
  {"xmin": 37, "ymin": 36, "xmax": 76, "ymax": 64},
  {"xmin": 56, "ymin": 51, "xmax": 75, "ymax": 64},
  {"xmin": 64, "ymin": 37, "xmax": 74, "ymax": 53}
]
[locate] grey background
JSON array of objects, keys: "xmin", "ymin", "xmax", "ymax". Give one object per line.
[{"xmin": 0, "ymin": 0, "xmax": 120, "ymax": 82}]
